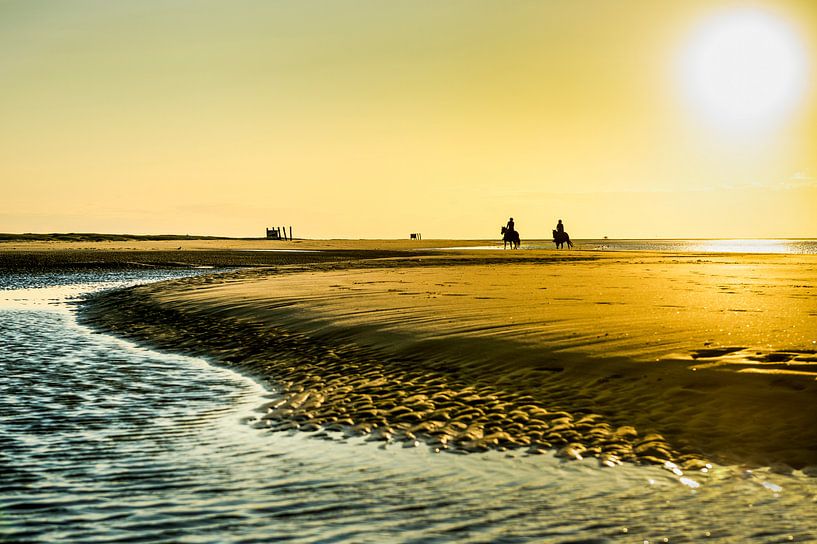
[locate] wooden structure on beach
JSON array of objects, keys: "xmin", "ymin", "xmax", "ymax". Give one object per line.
[
  {"xmin": 410, "ymin": 233, "xmax": 422, "ymax": 240},
  {"xmin": 266, "ymin": 226, "xmax": 293, "ymax": 241}
]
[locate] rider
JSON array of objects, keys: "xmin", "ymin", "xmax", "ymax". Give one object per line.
[
  {"xmin": 556, "ymin": 219, "xmax": 564, "ymax": 234},
  {"xmin": 506, "ymin": 217, "xmax": 515, "ymax": 233}
]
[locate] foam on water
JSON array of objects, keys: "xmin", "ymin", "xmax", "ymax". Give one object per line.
[{"xmin": 1, "ymin": 272, "xmax": 816, "ymax": 542}]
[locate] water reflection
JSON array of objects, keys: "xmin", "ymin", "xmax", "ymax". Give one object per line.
[
  {"xmin": 689, "ymin": 239, "xmax": 790, "ymax": 254},
  {"xmin": 587, "ymin": 239, "xmax": 817, "ymax": 254},
  {"xmin": 424, "ymin": 239, "xmax": 817, "ymax": 254},
  {"xmin": 1, "ymin": 272, "xmax": 815, "ymax": 543}
]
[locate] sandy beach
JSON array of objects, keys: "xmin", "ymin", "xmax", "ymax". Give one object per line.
[
  {"xmin": 41, "ymin": 239, "xmax": 811, "ymax": 473},
  {"xmin": 0, "ymin": 238, "xmax": 457, "ymax": 271},
  {"xmin": 8, "ymin": 3, "xmax": 817, "ymax": 539}
]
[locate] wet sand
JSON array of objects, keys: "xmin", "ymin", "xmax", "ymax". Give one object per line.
[
  {"xmin": 0, "ymin": 238, "xmax": 453, "ymax": 271},
  {"xmin": 65, "ymin": 241, "xmax": 817, "ymax": 473}
]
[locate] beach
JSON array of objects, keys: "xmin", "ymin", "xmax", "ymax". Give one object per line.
[
  {"xmin": 41, "ymin": 239, "xmax": 815, "ymax": 472},
  {"xmin": 0, "ymin": 238, "xmax": 447, "ymax": 271}
]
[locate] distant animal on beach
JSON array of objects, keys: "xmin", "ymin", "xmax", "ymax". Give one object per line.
[
  {"xmin": 501, "ymin": 226, "xmax": 520, "ymax": 250},
  {"xmin": 553, "ymin": 230, "xmax": 573, "ymax": 249}
]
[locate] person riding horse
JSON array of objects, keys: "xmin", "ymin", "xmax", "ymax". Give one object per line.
[
  {"xmin": 553, "ymin": 219, "xmax": 573, "ymax": 249},
  {"xmin": 502, "ymin": 217, "xmax": 520, "ymax": 249}
]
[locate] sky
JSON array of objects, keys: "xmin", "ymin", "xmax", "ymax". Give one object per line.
[{"xmin": 1, "ymin": 0, "xmax": 816, "ymax": 239}]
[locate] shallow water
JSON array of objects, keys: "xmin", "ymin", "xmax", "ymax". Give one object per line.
[
  {"xmin": 442, "ymin": 239, "xmax": 817, "ymax": 254},
  {"xmin": 582, "ymin": 239, "xmax": 817, "ymax": 254},
  {"xmin": 2, "ymin": 272, "xmax": 816, "ymax": 543}
]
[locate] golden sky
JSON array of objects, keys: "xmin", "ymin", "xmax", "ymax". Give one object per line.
[{"xmin": 1, "ymin": 0, "xmax": 816, "ymax": 239}]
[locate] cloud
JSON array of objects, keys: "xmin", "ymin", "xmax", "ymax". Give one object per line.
[
  {"xmin": 711, "ymin": 173, "xmax": 817, "ymax": 192},
  {"xmin": 771, "ymin": 172, "xmax": 816, "ymax": 190}
]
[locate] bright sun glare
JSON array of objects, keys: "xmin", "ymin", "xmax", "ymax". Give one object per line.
[{"xmin": 679, "ymin": 8, "xmax": 809, "ymax": 132}]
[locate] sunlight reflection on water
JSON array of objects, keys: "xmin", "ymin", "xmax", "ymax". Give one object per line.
[
  {"xmin": 431, "ymin": 239, "xmax": 817, "ymax": 254},
  {"xmin": 688, "ymin": 239, "xmax": 795, "ymax": 253}
]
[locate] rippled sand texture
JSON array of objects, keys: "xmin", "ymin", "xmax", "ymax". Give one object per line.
[{"xmin": 83, "ymin": 251, "xmax": 817, "ymax": 470}]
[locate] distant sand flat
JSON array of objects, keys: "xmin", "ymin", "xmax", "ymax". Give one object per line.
[
  {"xmin": 190, "ymin": 255, "xmax": 816, "ymax": 362},
  {"xmin": 81, "ymin": 247, "xmax": 817, "ymax": 469}
]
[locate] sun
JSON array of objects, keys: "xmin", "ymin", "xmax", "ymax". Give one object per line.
[{"xmin": 678, "ymin": 8, "xmax": 809, "ymax": 132}]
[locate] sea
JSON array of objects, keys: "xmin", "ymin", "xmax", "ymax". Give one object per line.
[
  {"xmin": 450, "ymin": 238, "xmax": 817, "ymax": 254},
  {"xmin": 2, "ymin": 268, "xmax": 816, "ymax": 543},
  {"xmin": 577, "ymin": 239, "xmax": 817, "ymax": 254}
]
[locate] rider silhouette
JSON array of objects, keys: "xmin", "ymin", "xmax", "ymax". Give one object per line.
[
  {"xmin": 507, "ymin": 217, "xmax": 515, "ymax": 232},
  {"xmin": 556, "ymin": 219, "xmax": 564, "ymax": 234}
]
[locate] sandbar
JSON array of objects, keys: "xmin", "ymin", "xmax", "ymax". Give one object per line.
[{"xmin": 71, "ymin": 243, "xmax": 817, "ymax": 471}]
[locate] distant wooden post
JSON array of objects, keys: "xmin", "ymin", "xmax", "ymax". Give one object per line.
[{"xmin": 265, "ymin": 225, "xmax": 294, "ymax": 240}]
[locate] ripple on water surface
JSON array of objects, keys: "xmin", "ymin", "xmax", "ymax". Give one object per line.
[{"xmin": 1, "ymin": 271, "xmax": 816, "ymax": 543}]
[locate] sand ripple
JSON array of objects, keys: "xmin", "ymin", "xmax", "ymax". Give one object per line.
[
  {"xmin": 81, "ymin": 253, "xmax": 817, "ymax": 471},
  {"xmin": 83, "ymin": 287, "xmax": 707, "ymax": 473}
]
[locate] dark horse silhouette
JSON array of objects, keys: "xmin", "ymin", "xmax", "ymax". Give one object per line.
[
  {"xmin": 501, "ymin": 226, "xmax": 520, "ymax": 249},
  {"xmin": 553, "ymin": 229, "xmax": 573, "ymax": 249}
]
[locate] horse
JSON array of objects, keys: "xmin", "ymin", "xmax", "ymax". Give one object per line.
[
  {"xmin": 501, "ymin": 226, "xmax": 520, "ymax": 249},
  {"xmin": 553, "ymin": 229, "xmax": 573, "ymax": 249}
]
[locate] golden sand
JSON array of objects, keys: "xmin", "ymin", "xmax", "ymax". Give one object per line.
[
  {"xmin": 75, "ymin": 244, "xmax": 817, "ymax": 471},
  {"xmin": 0, "ymin": 238, "xmax": 456, "ymax": 270},
  {"xmin": 0, "ymin": 238, "xmax": 487, "ymax": 253}
]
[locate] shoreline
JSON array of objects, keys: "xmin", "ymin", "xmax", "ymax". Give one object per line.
[
  {"xmin": 81, "ymin": 275, "xmax": 705, "ymax": 471},
  {"xmin": 0, "ymin": 246, "xmax": 430, "ymax": 272},
  {"xmin": 70, "ymin": 246, "xmax": 817, "ymax": 472}
]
